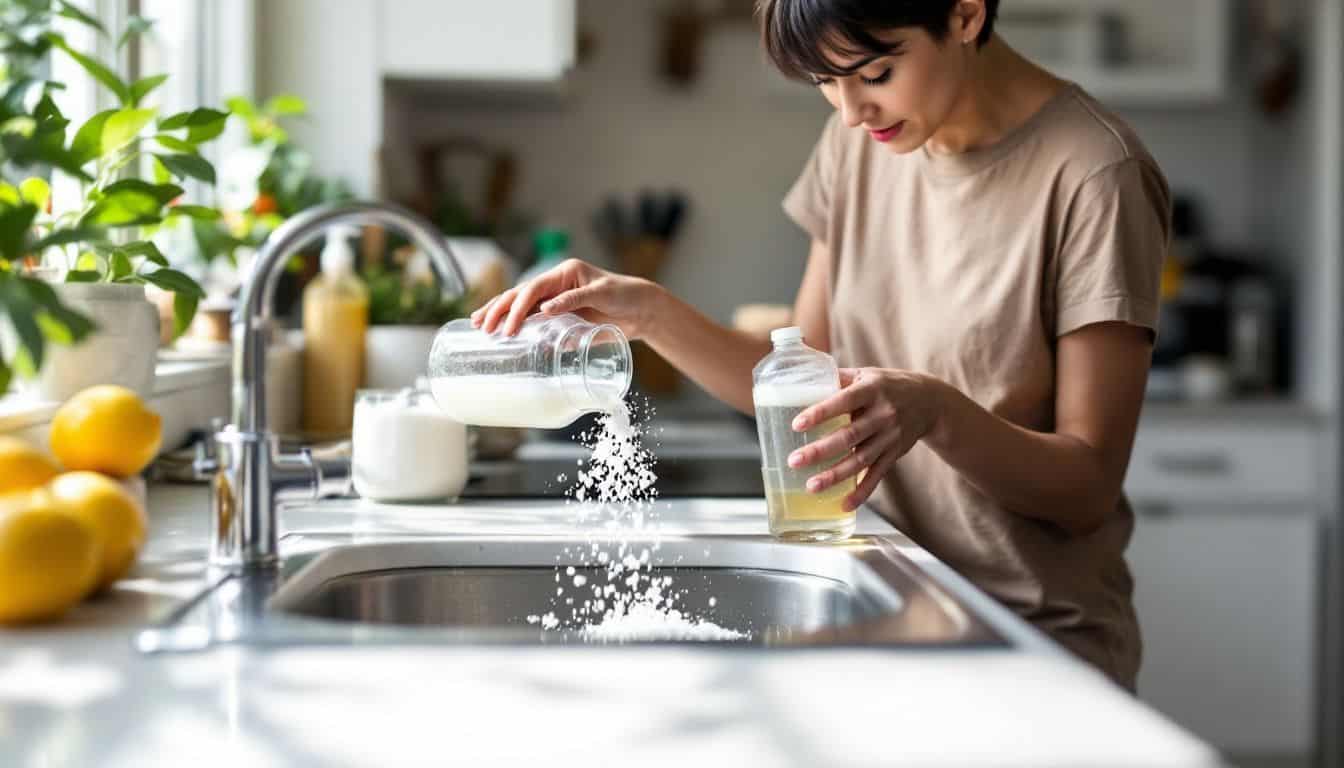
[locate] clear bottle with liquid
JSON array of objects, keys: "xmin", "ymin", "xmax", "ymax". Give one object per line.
[
  {"xmin": 302, "ymin": 226, "xmax": 368, "ymax": 437},
  {"xmin": 752, "ymin": 327, "xmax": 856, "ymax": 542},
  {"xmin": 427, "ymin": 313, "xmax": 631, "ymax": 428}
]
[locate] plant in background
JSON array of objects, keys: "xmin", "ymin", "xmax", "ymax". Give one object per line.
[
  {"xmin": 365, "ymin": 246, "xmax": 468, "ymax": 327},
  {"xmin": 197, "ymin": 93, "xmax": 351, "ymax": 265},
  {"xmin": 0, "ymin": 0, "xmax": 221, "ymax": 391}
]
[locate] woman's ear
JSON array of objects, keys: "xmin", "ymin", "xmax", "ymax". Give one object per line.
[{"xmin": 952, "ymin": 0, "xmax": 988, "ymax": 45}]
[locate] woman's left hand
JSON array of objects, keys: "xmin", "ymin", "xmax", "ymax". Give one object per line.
[{"xmin": 787, "ymin": 368, "xmax": 946, "ymax": 511}]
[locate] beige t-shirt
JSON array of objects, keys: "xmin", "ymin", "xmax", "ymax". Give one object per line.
[{"xmin": 783, "ymin": 83, "xmax": 1170, "ymax": 689}]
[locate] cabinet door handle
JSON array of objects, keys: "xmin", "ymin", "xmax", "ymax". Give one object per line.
[{"xmin": 1152, "ymin": 453, "xmax": 1231, "ymax": 475}]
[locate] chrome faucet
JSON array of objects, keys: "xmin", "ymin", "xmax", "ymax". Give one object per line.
[{"xmin": 201, "ymin": 201, "xmax": 468, "ymax": 572}]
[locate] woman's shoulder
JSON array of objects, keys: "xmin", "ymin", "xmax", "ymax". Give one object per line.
[{"xmin": 1035, "ymin": 84, "xmax": 1166, "ymax": 189}]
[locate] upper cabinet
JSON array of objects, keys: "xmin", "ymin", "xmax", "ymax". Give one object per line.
[
  {"xmin": 997, "ymin": 0, "xmax": 1229, "ymax": 105},
  {"xmin": 379, "ymin": 0, "xmax": 577, "ymax": 82}
]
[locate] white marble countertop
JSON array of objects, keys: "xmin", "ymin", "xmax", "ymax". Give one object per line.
[{"xmin": 0, "ymin": 485, "xmax": 1223, "ymax": 767}]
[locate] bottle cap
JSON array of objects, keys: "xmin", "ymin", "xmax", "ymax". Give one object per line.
[
  {"xmin": 770, "ymin": 326, "xmax": 803, "ymax": 344},
  {"xmin": 320, "ymin": 226, "xmax": 359, "ymax": 275},
  {"xmin": 533, "ymin": 228, "xmax": 570, "ymax": 261}
]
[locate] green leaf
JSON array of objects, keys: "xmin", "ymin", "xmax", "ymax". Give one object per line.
[
  {"xmin": 170, "ymin": 289, "xmax": 198, "ymax": 337},
  {"xmin": 224, "ymin": 96, "xmax": 256, "ymax": 120},
  {"xmin": 165, "ymin": 204, "xmax": 220, "ymax": 221},
  {"xmin": 117, "ymin": 15, "xmax": 154, "ymax": 51},
  {"xmin": 264, "ymin": 94, "xmax": 307, "ymax": 116},
  {"xmin": 74, "ymin": 252, "xmax": 100, "ymax": 271},
  {"xmin": 71, "ymin": 107, "xmax": 155, "ymax": 165},
  {"xmin": 18, "ymin": 177, "xmax": 49, "ymax": 208},
  {"xmin": 65, "ymin": 269, "xmax": 100, "ymax": 282},
  {"xmin": 129, "ymin": 74, "xmax": 168, "ymax": 106},
  {"xmin": 1, "ymin": 116, "xmax": 36, "ymax": 137},
  {"xmin": 23, "ymin": 277, "xmax": 95, "ymax": 344},
  {"xmin": 0, "ymin": 184, "xmax": 18, "ymax": 205},
  {"xmin": 29, "ymin": 226, "xmax": 100, "ymax": 252},
  {"xmin": 120, "ymin": 240, "xmax": 168, "ymax": 267},
  {"xmin": 103, "ymin": 178, "xmax": 183, "ymax": 202},
  {"xmin": 152, "ymin": 156, "xmax": 172, "ymax": 184},
  {"xmin": 153, "ymin": 134, "xmax": 196, "ymax": 154},
  {"xmin": 154, "ymin": 152, "xmax": 215, "ymax": 184},
  {"xmin": 79, "ymin": 180, "xmax": 181, "ymax": 227},
  {"xmin": 141, "ymin": 267, "xmax": 204, "ymax": 298},
  {"xmin": 109, "ymin": 250, "xmax": 132, "ymax": 279},
  {"xmin": 0, "ymin": 360, "xmax": 11, "ymax": 394},
  {"xmin": 0, "ymin": 276, "xmax": 44, "ymax": 371},
  {"xmin": 0, "ymin": 202, "xmax": 39, "ymax": 261},
  {"xmin": 158, "ymin": 107, "xmax": 228, "ymax": 144},
  {"xmin": 56, "ymin": 1, "xmax": 107, "ymax": 35},
  {"xmin": 140, "ymin": 267, "xmax": 204, "ymax": 333},
  {"xmin": 46, "ymin": 34, "xmax": 130, "ymax": 104}
]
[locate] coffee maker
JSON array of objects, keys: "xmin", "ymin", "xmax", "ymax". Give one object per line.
[{"xmin": 1150, "ymin": 197, "xmax": 1285, "ymax": 401}]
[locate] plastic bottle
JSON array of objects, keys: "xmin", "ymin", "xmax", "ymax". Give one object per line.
[
  {"xmin": 427, "ymin": 312, "xmax": 631, "ymax": 428},
  {"xmin": 302, "ymin": 226, "xmax": 369, "ymax": 436},
  {"xmin": 752, "ymin": 327, "xmax": 856, "ymax": 541},
  {"xmin": 514, "ymin": 227, "xmax": 570, "ymax": 286}
]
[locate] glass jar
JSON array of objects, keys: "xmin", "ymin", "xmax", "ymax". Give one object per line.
[
  {"xmin": 352, "ymin": 387, "xmax": 468, "ymax": 502},
  {"xmin": 427, "ymin": 313, "xmax": 632, "ymax": 429},
  {"xmin": 752, "ymin": 326, "xmax": 856, "ymax": 542}
]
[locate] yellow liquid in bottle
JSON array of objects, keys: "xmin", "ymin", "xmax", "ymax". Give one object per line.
[
  {"xmin": 760, "ymin": 413, "xmax": 857, "ymax": 542},
  {"xmin": 302, "ymin": 273, "xmax": 368, "ymax": 437}
]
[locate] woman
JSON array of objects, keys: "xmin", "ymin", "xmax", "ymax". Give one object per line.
[{"xmin": 472, "ymin": 0, "xmax": 1170, "ymax": 690}]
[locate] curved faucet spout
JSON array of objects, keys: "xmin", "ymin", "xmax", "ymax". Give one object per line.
[
  {"xmin": 233, "ymin": 201, "xmax": 467, "ymax": 433},
  {"xmin": 215, "ymin": 201, "xmax": 467, "ymax": 571}
]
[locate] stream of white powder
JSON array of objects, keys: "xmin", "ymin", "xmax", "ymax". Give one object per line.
[{"xmin": 525, "ymin": 400, "xmax": 748, "ymax": 642}]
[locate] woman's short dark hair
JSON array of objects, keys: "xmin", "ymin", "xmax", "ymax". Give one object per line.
[{"xmin": 759, "ymin": 0, "xmax": 1001, "ymax": 80}]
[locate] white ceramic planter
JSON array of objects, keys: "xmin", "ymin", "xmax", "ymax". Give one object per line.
[
  {"xmin": 6, "ymin": 283, "xmax": 159, "ymax": 402},
  {"xmin": 365, "ymin": 325, "xmax": 438, "ymax": 391}
]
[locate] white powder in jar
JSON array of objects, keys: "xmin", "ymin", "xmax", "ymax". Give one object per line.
[{"xmin": 352, "ymin": 388, "xmax": 468, "ymax": 502}]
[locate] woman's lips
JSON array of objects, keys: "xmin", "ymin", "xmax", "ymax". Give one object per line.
[{"xmin": 868, "ymin": 121, "xmax": 905, "ymax": 143}]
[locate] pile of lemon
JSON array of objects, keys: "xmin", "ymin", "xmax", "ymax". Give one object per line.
[{"xmin": 0, "ymin": 385, "xmax": 162, "ymax": 625}]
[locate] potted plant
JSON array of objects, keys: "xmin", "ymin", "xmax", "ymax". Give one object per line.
[
  {"xmin": 363, "ymin": 244, "xmax": 469, "ymax": 390},
  {"xmin": 0, "ymin": 2, "xmax": 218, "ymax": 400},
  {"xmin": 184, "ymin": 92, "xmax": 352, "ymax": 329}
]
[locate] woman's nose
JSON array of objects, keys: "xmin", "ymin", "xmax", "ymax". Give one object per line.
[{"xmin": 837, "ymin": 84, "xmax": 874, "ymax": 128}]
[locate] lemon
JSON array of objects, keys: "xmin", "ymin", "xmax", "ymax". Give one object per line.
[
  {"xmin": 0, "ymin": 489, "xmax": 99, "ymax": 624},
  {"xmin": 0, "ymin": 435, "xmax": 61, "ymax": 495},
  {"xmin": 48, "ymin": 471, "xmax": 148, "ymax": 593},
  {"xmin": 50, "ymin": 385, "xmax": 162, "ymax": 479}
]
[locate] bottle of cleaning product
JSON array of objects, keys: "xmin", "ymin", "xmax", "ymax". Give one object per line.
[
  {"xmin": 515, "ymin": 227, "xmax": 570, "ymax": 286},
  {"xmin": 752, "ymin": 327, "xmax": 856, "ymax": 542},
  {"xmin": 302, "ymin": 225, "xmax": 369, "ymax": 436}
]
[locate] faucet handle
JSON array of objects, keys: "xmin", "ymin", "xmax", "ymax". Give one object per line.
[
  {"xmin": 309, "ymin": 445, "xmax": 354, "ymax": 499},
  {"xmin": 193, "ymin": 418, "xmax": 226, "ymax": 480}
]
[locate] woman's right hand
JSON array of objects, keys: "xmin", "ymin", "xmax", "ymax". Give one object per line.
[{"xmin": 470, "ymin": 259, "xmax": 662, "ymax": 339}]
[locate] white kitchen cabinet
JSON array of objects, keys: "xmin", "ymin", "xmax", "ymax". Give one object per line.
[
  {"xmin": 1124, "ymin": 414, "xmax": 1321, "ymax": 760},
  {"xmin": 1128, "ymin": 505, "xmax": 1317, "ymax": 758},
  {"xmin": 379, "ymin": 0, "xmax": 577, "ymax": 82},
  {"xmin": 997, "ymin": 0, "xmax": 1228, "ymax": 105}
]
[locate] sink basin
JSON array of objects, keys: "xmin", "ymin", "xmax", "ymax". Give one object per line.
[{"xmin": 138, "ymin": 532, "xmax": 1007, "ymax": 651}]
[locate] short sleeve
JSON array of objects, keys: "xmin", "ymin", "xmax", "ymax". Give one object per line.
[
  {"xmin": 1055, "ymin": 157, "xmax": 1171, "ymax": 339},
  {"xmin": 783, "ymin": 113, "xmax": 844, "ymax": 244}
]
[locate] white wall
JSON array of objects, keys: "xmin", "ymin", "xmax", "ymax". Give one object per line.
[{"xmin": 256, "ymin": 0, "xmax": 382, "ymax": 197}]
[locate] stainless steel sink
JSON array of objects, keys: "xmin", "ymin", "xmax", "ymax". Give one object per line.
[{"xmin": 137, "ymin": 533, "xmax": 1007, "ymax": 651}]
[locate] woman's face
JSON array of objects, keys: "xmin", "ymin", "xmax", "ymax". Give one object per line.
[{"xmin": 810, "ymin": 18, "xmax": 981, "ymax": 153}]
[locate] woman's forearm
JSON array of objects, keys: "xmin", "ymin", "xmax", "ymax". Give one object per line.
[
  {"xmin": 923, "ymin": 380, "xmax": 1117, "ymax": 535},
  {"xmin": 641, "ymin": 288, "xmax": 771, "ymax": 415}
]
